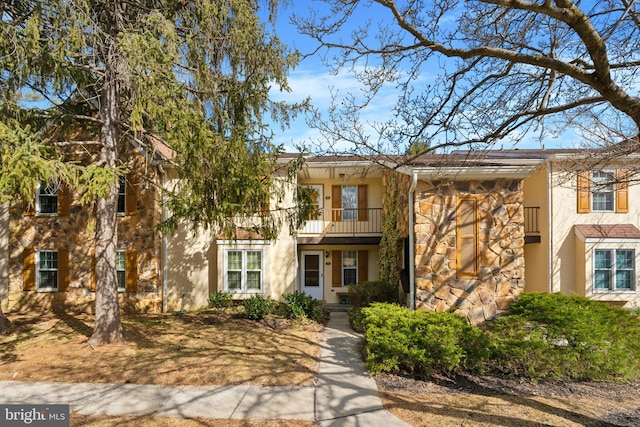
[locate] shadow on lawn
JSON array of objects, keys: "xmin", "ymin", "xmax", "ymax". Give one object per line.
[
  {"xmin": 0, "ymin": 309, "xmax": 322, "ymax": 388},
  {"xmin": 381, "ymin": 379, "xmax": 624, "ymax": 427}
]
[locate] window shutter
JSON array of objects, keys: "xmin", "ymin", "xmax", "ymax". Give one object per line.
[
  {"xmin": 358, "ymin": 250, "xmax": 368, "ymax": 283},
  {"xmin": 58, "ymin": 249, "xmax": 70, "ymax": 291},
  {"xmin": 58, "ymin": 184, "xmax": 70, "ymax": 216},
  {"xmin": 457, "ymin": 197, "xmax": 479, "ymax": 278},
  {"xmin": 577, "ymin": 171, "xmax": 590, "ymax": 213},
  {"xmin": 125, "ymin": 249, "xmax": 138, "ymax": 292},
  {"xmin": 332, "ymin": 185, "xmax": 342, "ymax": 221},
  {"xmin": 125, "ymin": 174, "xmax": 138, "ymax": 215},
  {"xmin": 23, "ymin": 248, "xmax": 36, "ymax": 291},
  {"xmin": 90, "ymin": 249, "xmax": 96, "ymax": 291},
  {"xmin": 332, "ymin": 250, "xmax": 342, "ymax": 287},
  {"xmin": 357, "ymin": 185, "xmax": 368, "ymax": 221},
  {"xmin": 616, "ymin": 169, "xmax": 629, "ymax": 213}
]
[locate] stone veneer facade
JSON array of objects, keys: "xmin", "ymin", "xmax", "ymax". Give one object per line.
[
  {"xmin": 7, "ymin": 142, "xmax": 163, "ymax": 314},
  {"xmin": 413, "ymin": 179, "xmax": 526, "ymax": 324}
]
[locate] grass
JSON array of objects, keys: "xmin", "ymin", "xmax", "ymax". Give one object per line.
[{"xmin": 0, "ymin": 309, "xmax": 321, "ymax": 387}]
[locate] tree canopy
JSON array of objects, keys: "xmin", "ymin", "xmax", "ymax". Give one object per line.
[
  {"xmin": 294, "ymin": 0, "xmax": 640, "ymax": 156},
  {"xmin": 0, "ymin": 0, "xmax": 307, "ymax": 343}
]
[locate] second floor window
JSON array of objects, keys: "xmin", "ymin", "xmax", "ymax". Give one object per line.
[
  {"xmin": 591, "ymin": 171, "xmax": 615, "ymax": 211},
  {"xmin": 37, "ymin": 181, "xmax": 58, "ymax": 215},
  {"xmin": 577, "ymin": 169, "xmax": 628, "ymax": 214},
  {"xmin": 117, "ymin": 176, "xmax": 126, "ymax": 214}
]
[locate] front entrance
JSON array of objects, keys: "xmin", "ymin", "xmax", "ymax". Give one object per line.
[{"xmin": 301, "ymin": 251, "xmax": 323, "ymax": 300}]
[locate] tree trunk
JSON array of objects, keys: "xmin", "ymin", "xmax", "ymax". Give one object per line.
[
  {"xmin": 0, "ymin": 306, "xmax": 9, "ymax": 334},
  {"xmin": 89, "ymin": 56, "xmax": 125, "ymax": 346}
]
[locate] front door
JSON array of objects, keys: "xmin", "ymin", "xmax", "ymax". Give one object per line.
[{"xmin": 301, "ymin": 251, "xmax": 323, "ymax": 300}]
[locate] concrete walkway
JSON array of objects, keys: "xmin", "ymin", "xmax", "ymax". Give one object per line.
[{"xmin": 0, "ymin": 311, "xmax": 409, "ymax": 426}]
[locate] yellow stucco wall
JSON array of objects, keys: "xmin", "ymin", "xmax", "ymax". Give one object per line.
[{"xmin": 523, "ymin": 164, "xmax": 550, "ymax": 293}]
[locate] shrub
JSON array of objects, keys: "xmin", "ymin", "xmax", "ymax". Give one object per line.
[
  {"xmin": 242, "ymin": 295, "xmax": 275, "ymax": 320},
  {"xmin": 359, "ymin": 303, "xmax": 488, "ymax": 377},
  {"xmin": 348, "ymin": 280, "xmax": 402, "ymax": 309},
  {"xmin": 208, "ymin": 291, "xmax": 233, "ymax": 310},
  {"xmin": 282, "ymin": 291, "xmax": 318, "ymax": 318},
  {"xmin": 484, "ymin": 293, "xmax": 640, "ymax": 381}
]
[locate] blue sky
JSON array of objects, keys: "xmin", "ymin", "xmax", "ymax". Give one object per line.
[{"xmin": 268, "ymin": 2, "xmax": 581, "ymax": 153}]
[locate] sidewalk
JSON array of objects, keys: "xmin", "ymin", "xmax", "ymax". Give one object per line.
[{"xmin": 0, "ymin": 311, "xmax": 409, "ymax": 426}]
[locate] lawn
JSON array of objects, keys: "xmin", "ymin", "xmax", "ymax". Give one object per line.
[{"xmin": 0, "ymin": 310, "xmax": 322, "ymax": 387}]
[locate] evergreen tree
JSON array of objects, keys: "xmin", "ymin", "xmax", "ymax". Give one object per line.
[{"xmin": 0, "ymin": 0, "xmax": 307, "ymax": 344}]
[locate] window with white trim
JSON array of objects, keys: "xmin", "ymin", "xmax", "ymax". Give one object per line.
[
  {"xmin": 225, "ymin": 249, "xmax": 263, "ymax": 292},
  {"xmin": 37, "ymin": 250, "xmax": 58, "ymax": 290},
  {"xmin": 36, "ymin": 181, "xmax": 58, "ymax": 215},
  {"xmin": 116, "ymin": 250, "xmax": 126, "ymax": 291},
  {"xmin": 594, "ymin": 249, "xmax": 635, "ymax": 291},
  {"xmin": 591, "ymin": 171, "xmax": 615, "ymax": 212},
  {"xmin": 342, "ymin": 185, "xmax": 358, "ymax": 221},
  {"xmin": 342, "ymin": 250, "xmax": 357, "ymax": 286}
]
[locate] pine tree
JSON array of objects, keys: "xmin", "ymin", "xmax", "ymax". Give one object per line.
[{"xmin": 0, "ymin": 0, "xmax": 307, "ymax": 344}]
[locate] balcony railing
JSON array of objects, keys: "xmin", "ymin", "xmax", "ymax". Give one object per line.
[
  {"xmin": 524, "ymin": 206, "xmax": 541, "ymax": 243},
  {"xmin": 299, "ymin": 208, "xmax": 383, "ymax": 236},
  {"xmin": 524, "ymin": 207, "xmax": 540, "ymax": 234}
]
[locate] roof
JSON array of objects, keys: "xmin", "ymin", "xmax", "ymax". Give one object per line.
[{"xmin": 574, "ymin": 224, "xmax": 640, "ymax": 240}]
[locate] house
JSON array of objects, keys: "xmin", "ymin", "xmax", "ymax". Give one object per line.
[
  {"xmin": 2, "ymin": 145, "xmax": 639, "ymax": 320},
  {"xmin": 521, "ymin": 149, "xmax": 640, "ymax": 308},
  {"xmin": 3, "ymin": 135, "xmax": 169, "ymax": 314}
]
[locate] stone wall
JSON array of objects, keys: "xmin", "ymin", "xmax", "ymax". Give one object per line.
[
  {"xmin": 414, "ymin": 179, "xmax": 525, "ymax": 324},
  {"xmin": 7, "ymin": 142, "xmax": 162, "ymax": 314}
]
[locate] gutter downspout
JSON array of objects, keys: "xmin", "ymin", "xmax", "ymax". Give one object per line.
[
  {"xmin": 160, "ymin": 166, "xmax": 169, "ymax": 313},
  {"xmin": 408, "ymin": 172, "xmax": 418, "ymax": 310},
  {"xmin": 546, "ymin": 159, "xmax": 554, "ymax": 294}
]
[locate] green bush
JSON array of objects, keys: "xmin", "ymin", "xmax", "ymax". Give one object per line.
[
  {"xmin": 242, "ymin": 295, "xmax": 275, "ymax": 320},
  {"xmin": 357, "ymin": 294, "xmax": 640, "ymax": 382},
  {"xmin": 208, "ymin": 291, "xmax": 233, "ymax": 309},
  {"xmin": 348, "ymin": 280, "xmax": 402, "ymax": 308},
  {"xmin": 282, "ymin": 291, "xmax": 318, "ymax": 318},
  {"xmin": 359, "ymin": 303, "xmax": 488, "ymax": 377},
  {"xmin": 484, "ymin": 293, "xmax": 640, "ymax": 381}
]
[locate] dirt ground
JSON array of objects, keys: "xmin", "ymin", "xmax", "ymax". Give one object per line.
[
  {"xmin": 0, "ymin": 310, "xmax": 322, "ymax": 387},
  {"xmin": 2, "ymin": 310, "xmax": 640, "ymax": 426},
  {"xmin": 376, "ymin": 373, "xmax": 640, "ymax": 426}
]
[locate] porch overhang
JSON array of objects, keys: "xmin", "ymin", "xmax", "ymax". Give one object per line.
[{"xmin": 297, "ymin": 236, "xmax": 382, "ymax": 245}]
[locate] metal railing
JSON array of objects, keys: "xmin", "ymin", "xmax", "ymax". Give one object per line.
[
  {"xmin": 299, "ymin": 208, "xmax": 383, "ymax": 236},
  {"xmin": 524, "ymin": 206, "xmax": 540, "ymax": 235}
]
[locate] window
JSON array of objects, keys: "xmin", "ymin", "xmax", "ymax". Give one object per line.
[
  {"xmin": 36, "ymin": 181, "xmax": 58, "ymax": 215},
  {"xmin": 343, "ymin": 250, "xmax": 358, "ymax": 285},
  {"xmin": 594, "ymin": 249, "xmax": 635, "ymax": 291},
  {"xmin": 342, "ymin": 185, "xmax": 358, "ymax": 221},
  {"xmin": 577, "ymin": 170, "xmax": 628, "ymax": 214},
  {"xmin": 591, "ymin": 171, "xmax": 615, "ymax": 211},
  {"xmin": 225, "ymin": 249, "xmax": 263, "ymax": 292},
  {"xmin": 457, "ymin": 197, "xmax": 479, "ymax": 278},
  {"xmin": 332, "ymin": 250, "xmax": 368, "ymax": 287},
  {"xmin": 331, "ymin": 184, "xmax": 368, "ymax": 222},
  {"xmin": 117, "ymin": 176, "xmax": 126, "ymax": 214},
  {"xmin": 116, "ymin": 250, "xmax": 126, "ymax": 291},
  {"xmin": 37, "ymin": 250, "xmax": 58, "ymax": 290}
]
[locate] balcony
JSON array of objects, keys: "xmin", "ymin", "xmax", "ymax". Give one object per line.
[
  {"xmin": 298, "ymin": 208, "xmax": 382, "ymax": 244},
  {"xmin": 524, "ymin": 206, "xmax": 541, "ymax": 244}
]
